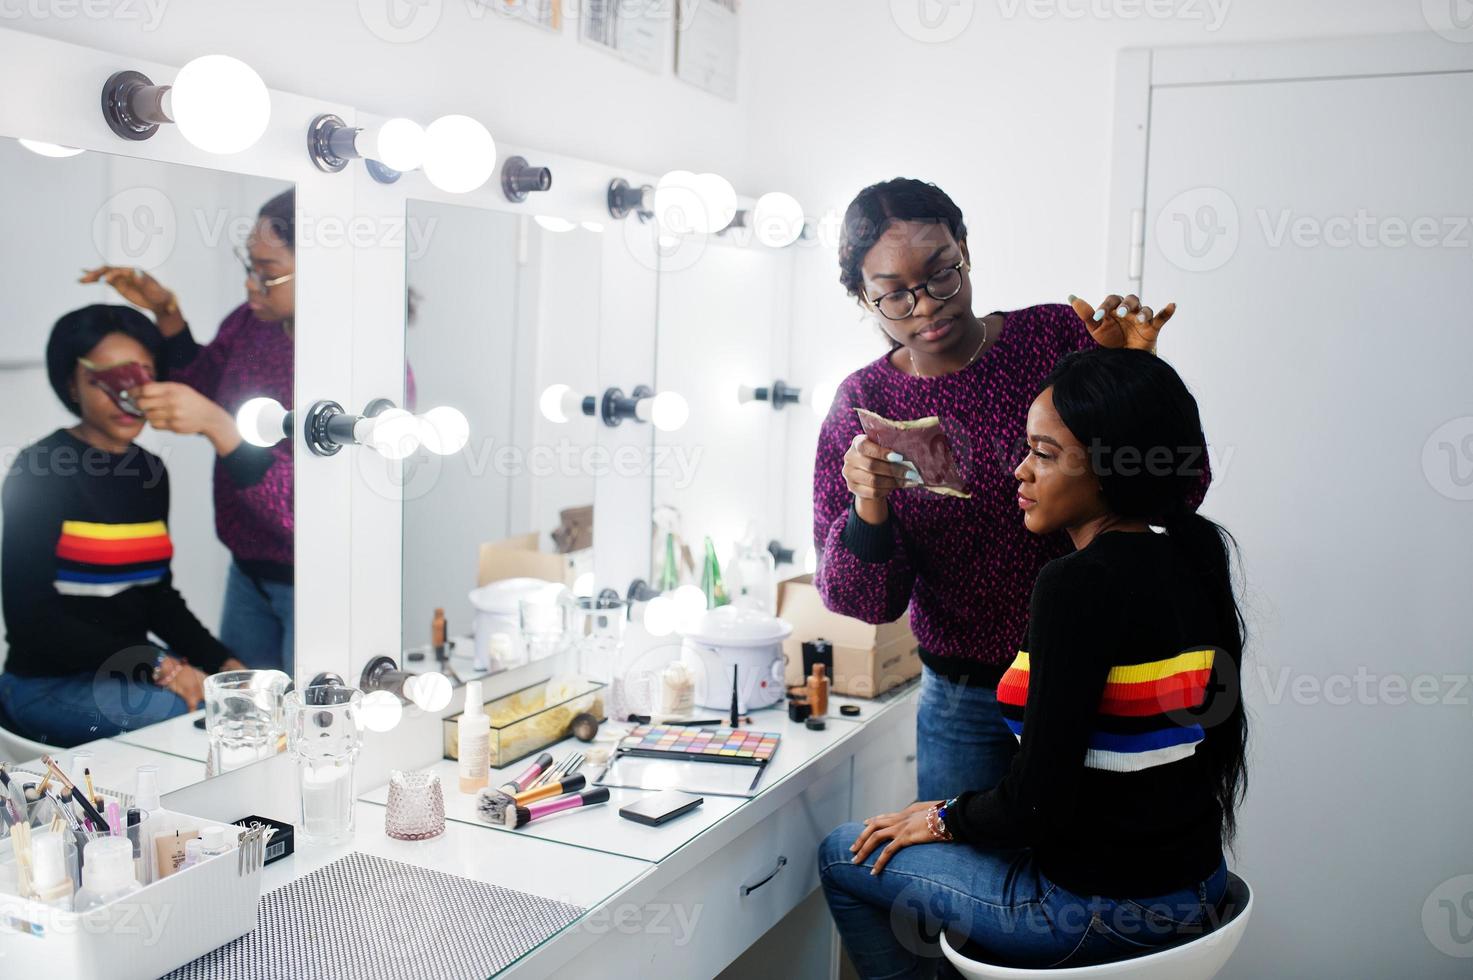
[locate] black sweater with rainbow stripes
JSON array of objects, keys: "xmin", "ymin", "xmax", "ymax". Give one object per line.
[
  {"xmin": 947, "ymin": 529, "xmax": 1231, "ymax": 898},
  {"xmin": 2, "ymin": 429, "xmax": 230, "ymax": 679}
]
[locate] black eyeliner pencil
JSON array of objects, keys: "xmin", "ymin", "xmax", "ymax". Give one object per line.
[{"xmin": 41, "ymin": 755, "xmax": 109, "ymax": 832}]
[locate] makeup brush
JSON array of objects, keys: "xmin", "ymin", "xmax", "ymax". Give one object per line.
[
  {"xmin": 41, "ymin": 755, "xmax": 108, "ymax": 832},
  {"xmin": 0, "ymin": 766, "xmax": 28, "ymax": 825},
  {"xmin": 476, "ymin": 773, "xmax": 589, "ymax": 826},
  {"xmin": 496, "ymin": 752, "xmax": 554, "ymax": 795},
  {"xmin": 503, "ymin": 786, "xmax": 609, "ymax": 830}
]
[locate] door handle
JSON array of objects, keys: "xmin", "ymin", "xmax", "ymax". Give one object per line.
[{"xmin": 740, "ymin": 855, "xmax": 788, "ymax": 896}]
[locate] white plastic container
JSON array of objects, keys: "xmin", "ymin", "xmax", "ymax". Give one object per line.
[
  {"xmin": 0, "ymin": 808, "xmax": 264, "ymax": 980},
  {"xmin": 457, "ymin": 679, "xmax": 491, "ymax": 793}
]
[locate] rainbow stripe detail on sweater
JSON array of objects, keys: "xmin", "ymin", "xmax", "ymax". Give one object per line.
[
  {"xmin": 54, "ymin": 520, "xmax": 172, "ymax": 597},
  {"xmin": 995, "ymin": 648, "xmax": 1216, "ymax": 773}
]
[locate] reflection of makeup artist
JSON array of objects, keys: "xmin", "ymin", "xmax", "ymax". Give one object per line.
[
  {"xmin": 812, "ymin": 179, "xmax": 1205, "ymax": 805},
  {"xmin": 0, "ymin": 306, "xmax": 245, "ymax": 747},
  {"xmin": 82, "ymin": 189, "xmax": 296, "ymax": 674}
]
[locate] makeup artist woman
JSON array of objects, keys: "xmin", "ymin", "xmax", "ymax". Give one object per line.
[
  {"xmin": 813, "ymin": 178, "xmax": 1204, "ymax": 803},
  {"xmin": 0, "ymin": 306, "xmax": 244, "ymax": 746},
  {"xmin": 82, "ymin": 189, "xmax": 296, "ymax": 673}
]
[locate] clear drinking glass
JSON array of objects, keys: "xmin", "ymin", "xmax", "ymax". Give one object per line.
[
  {"xmin": 519, "ymin": 594, "xmax": 572, "ymax": 663},
  {"xmin": 204, "ymin": 669, "xmax": 292, "ymax": 777},
  {"xmin": 284, "ymin": 686, "xmax": 365, "ymax": 846},
  {"xmin": 383, "ymin": 769, "xmax": 446, "ymax": 841}
]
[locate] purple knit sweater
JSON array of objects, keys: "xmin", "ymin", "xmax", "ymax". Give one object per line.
[
  {"xmin": 812, "ymin": 303, "xmax": 1208, "ymax": 685},
  {"xmin": 168, "ymin": 303, "xmax": 294, "ymax": 569}
]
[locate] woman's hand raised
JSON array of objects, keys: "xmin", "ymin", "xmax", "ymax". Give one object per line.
[
  {"xmin": 1069, "ymin": 293, "xmax": 1175, "ymax": 353},
  {"xmin": 80, "ymin": 265, "xmax": 187, "ymax": 336},
  {"xmin": 844, "ymin": 433, "xmax": 922, "ymax": 525}
]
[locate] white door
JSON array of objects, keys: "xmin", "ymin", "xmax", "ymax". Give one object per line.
[{"xmin": 1131, "ymin": 50, "xmax": 1473, "ymax": 977}]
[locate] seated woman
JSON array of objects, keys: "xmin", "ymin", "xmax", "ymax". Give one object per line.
[
  {"xmin": 818, "ymin": 346, "xmax": 1247, "ymax": 975},
  {"xmin": 0, "ymin": 304, "xmax": 244, "ymax": 746}
]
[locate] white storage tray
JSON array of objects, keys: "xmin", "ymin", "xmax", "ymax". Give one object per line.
[{"xmin": 0, "ymin": 808, "xmax": 264, "ymax": 980}]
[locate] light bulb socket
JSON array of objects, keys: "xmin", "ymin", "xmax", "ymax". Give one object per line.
[
  {"xmin": 360, "ymin": 655, "xmax": 414, "ymax": 702},
  {"xmin": 718, "ymin": 209, "xmax": 750, "ymax": 235},
  {"xmin": 768, "ymin": 540, "xmax": 796, "ymax": 566},
  {"xmin": 747, "ymin": 379, "xmax": 803, "ymax": 410},
  {"xmin": 501, "ymin": 155, "xmax": 552, "ymax": 202},
  {"xmin": 608, "ymin": 177, "xmax": 654, "ymax": 221},
  {"xmin": 307, "ymin": 113, "xmax": 359, "ymax": 173},
  {"xmin": 600, "ymin": 384, "xmax": 653, "ymax": 427},
  {"xmin": 101, "ymin": 70, "xmax": 172, "ymax": 142},
  {"xmin": 627, "ymin": 578, "xmax": 661, "ymax": 604},
  {"xmin": 304, "ymin": 400, "xmax": 355, "ymax": 456}
]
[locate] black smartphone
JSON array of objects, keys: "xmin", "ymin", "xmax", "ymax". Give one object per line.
[{"xmin": 618, "ymin": 790, "xmax": 704, "ymax": 827}]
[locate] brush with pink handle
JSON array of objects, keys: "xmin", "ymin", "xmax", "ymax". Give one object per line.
[{"xmin": 503, "ymin": 786, "xmax": 610, "ymax": 829}]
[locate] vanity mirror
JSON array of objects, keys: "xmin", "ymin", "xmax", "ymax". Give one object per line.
[
  {"xmin": 400, "ymin": 199, "xmax": 607, "ymax": 686},
  {"xmin": 649, "ymin": 236, "xmax": 811, "ymax": 610},
  {"xmin": 0, "ymin": 135, "xmax": 296, "ymax": 766}
]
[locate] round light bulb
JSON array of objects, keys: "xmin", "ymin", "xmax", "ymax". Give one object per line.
[
  {"xmin": 804, "ymin": 547, "xmax": 818, "ymax": 575},
  {"xmin": 655, "ymin": 170, "xmax": 701, "ymax": 235},
  {"xmin": 573, "ymin": 572, "xmax": 596, "ymax": 598},
  {"xmin": 539, "ymin": 384, "xmax": 577, "ymax": 424},
  {"xmin": 18, "ymin": 139, "xmax": 85, "ymax": 158},
  {"xmin": 648, "ymin": 391, "xmax": 689, "ymax": 432},
  {"xmin": 235, "ymin": 396, "xmax": 288, "ymax": 447},
  {"xmin": 580, "ymin": 220, "xmax": 605, "ymax": 233},
  {"xmin": 423, "ymin": 114, "xmax": 496, "ymax": 193},
  {"xmin": 170, "ymin": 55, "xmax": 270, "ymax": 155},
  {"xmin": 361, "ymin": 690, "xmax": 403, "ymax": 732},
  {"xmin": 418, "ymin": 406, "xmax": 469, "ymax": 455},
  {"xmin": 811, "ymin": 380, "xmax": 838, "ymax": 419},
  {"xmin": 643, "ymin": 595, "xmax": 676, "ymax": 637},
  {"xmin": 672, "ymin": 584, "xmax": 708, "ymax": 625},
  {"xmin": 693, "ymin": 172, "xmax": 738, "ymax": 233},
  {"xmin": 753, "ymin": 191, "xmax": 804, "ymax": 247},
  {"xmin": 366, "ymin": 408, "xmax": 421, "ymax": 459},
  {"xmin": 404, "ymin": 671, "xmax": 452, "ymax": 712},
  {"xmin": 372, "ymin": 117, "xmax": 425, "ymax": 172},
  {"xmin": 534, "ymin": 215, "xmax": 575, "ymax": 233}
]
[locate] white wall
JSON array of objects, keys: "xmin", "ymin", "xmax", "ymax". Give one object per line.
[
  {"xmin": 0, "ymin": 136, "xmax": 287, "ymax": 665},
  {"xmin": 9, "ymin": 0, "xmax": 752, "ymax": 186}
]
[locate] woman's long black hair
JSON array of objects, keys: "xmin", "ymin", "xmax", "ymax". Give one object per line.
[{"xmin": 1043, "ymin": 347, "xmax": 1249, "ymax": 845}]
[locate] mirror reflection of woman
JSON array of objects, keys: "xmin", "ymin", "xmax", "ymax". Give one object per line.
[
  {"xmin": 0, "ymin": 306, "xmax": 246, "ymax": 746},
  {"xmin": 813, "ymin": 178, "xmax": 1206, "ymax": 807},
  {"xmin": 82, "ymin": 189, "xmax": 296, "ymax": 675}
]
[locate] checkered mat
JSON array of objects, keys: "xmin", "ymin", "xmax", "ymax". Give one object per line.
[{"xmin": 165, "ymin": 851, "xmax": 585, "ymax": 980}]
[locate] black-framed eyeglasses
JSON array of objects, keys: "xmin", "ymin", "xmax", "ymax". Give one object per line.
[
  {"xmin": 234, "ymin": 244, "xmax": 294, "ymax": 291},
  {"xmin": 864, "ymin": 260, "xmax": 967, "ymax": 321}
]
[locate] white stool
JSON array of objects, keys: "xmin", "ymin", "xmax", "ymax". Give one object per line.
[{"xmin": 941, "ymin": 873, "xmax": 1252, "ymax": 980}]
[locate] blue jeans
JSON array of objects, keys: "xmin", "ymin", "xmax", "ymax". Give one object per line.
[
  {"xmin": 819, "ymin": 827, "xmax": 1228, "ymax": 979},
  {"xmin": 0, "ymin": 670, "xmax": 188, "ymax": 747},
  {"xmin": 220, "ymin": 562, "xmax": 294, "ymax": 674},
  {"xmin": 916, "ymin": 666, "xmax": 1018, "ymax": 802}
]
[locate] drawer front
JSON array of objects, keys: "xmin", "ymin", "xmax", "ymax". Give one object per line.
[
  {"xmin": 551, "ymin": 762, "xmax": 851, "ymax": 979},
  {"xmin": 849, "ymin": 694, "xmax": 919, "ymax": 820}
]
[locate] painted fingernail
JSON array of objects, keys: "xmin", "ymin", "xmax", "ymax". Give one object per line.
[
  {"xmin": 885, "ymin": 452, "xmax": 903, "ymax": 463},
  {"xmin": 1115, "ymin": 305, "xmax": 1128, "ymax": 317},
  {"xmin": 1067, "ymin": 294, "xmax": 1078, "ymax": 303},
  {"xmin": 1092, "ymin": 309, "xmax": 1104, "ymax": 322},
  {"xmin": 852, "ymin": 855, "xmax": 861, "ymax": 864},
  {"xmin": 1136, "ymin": 313, "xmax": 1147, "ymax": 322}
]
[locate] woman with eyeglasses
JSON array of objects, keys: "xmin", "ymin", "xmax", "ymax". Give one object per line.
[
  {"xmin": 81, "ymin": 189, "xmax": 296, "ymax": 674},
  {"xmin": 813, "ymin": 178, "xmax": 1205, "ymax": 807}
]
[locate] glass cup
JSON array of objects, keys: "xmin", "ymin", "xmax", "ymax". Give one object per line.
[
  {"xmin": 571, "ymin": 596, "xmax": 627, "ymax": 682},
  {"xmin": 204, "ymin": 669, "xmax": 292, "ymax": 777},
  {"xmin": 285, "ymin": 686, "xmax": 365, "ymax": 846},
  {"xmin": 518, "ymin": 594, "xmax": 571, "ymax": 664},
  {"xmin": 383, "ymin": 770, "xmax": 446, "ymax": 841}
]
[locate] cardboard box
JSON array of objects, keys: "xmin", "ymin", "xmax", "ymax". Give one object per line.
[
  {"xmin": 777, "ymin": 575, "xmax": 922, "ymax": 698},
  {"xmin": 477, "ymin": 532, "xmax": 580, "ymax": 588}
]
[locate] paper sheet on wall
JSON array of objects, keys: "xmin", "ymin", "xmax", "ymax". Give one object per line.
[
  {"xmin": 580, "ymin": 0, "xmax": 669, "ymax": 74},
  {"xmin": 675, "ymin": 0, "xmax": 739, "ymax": 101},
  {"xmin": 478, "ymin": 0, "xmax": 562, "ymax": 31}
]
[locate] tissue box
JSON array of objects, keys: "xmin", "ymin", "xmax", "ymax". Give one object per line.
[
  {"xmin": 0, "ymin": 809, "xmax": 263, "ymax": 980},
  {"xmin": 444, "ymin": 677, "xmax": 606, "ymax": 767},
  {"xmin": 777, "ymin": 575, "xmax": 922, "ymax": 698}
]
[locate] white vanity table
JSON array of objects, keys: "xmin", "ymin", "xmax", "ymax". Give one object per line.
[{"xmin": 37, "ymin": 681, "xmax": 919, "ymax": 978}]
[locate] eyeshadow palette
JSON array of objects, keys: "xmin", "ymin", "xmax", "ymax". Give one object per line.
[{"xmin": 619, "ymin": 725, "xmax": 780, "ymax": 767}]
